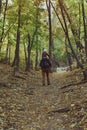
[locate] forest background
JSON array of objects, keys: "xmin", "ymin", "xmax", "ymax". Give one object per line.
[{"xmin": 0, "ymin": 0, "xmax": 87, "ymax": 79}]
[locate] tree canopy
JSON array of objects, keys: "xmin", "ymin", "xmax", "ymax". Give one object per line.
[{"xmin": 0, "ymin": 0, "xmax": 87, "ymax": 77}]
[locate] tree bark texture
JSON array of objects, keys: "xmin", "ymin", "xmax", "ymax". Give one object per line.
[
  {"xmin": 0, "ymin": 0, "xmax": 8, "ymax": 51},
  {"xmin": 12, "ymin": 4, "xmax": 21, "ymax": 72}
]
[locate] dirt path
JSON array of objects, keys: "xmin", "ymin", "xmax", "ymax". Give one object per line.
[{"xmin": 0, "ymin": 64, "xmax": 87, "ymax": 130}]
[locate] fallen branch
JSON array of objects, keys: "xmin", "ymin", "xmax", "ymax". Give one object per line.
[
  {"xmin": 14, "ymin": 75, "xmax": 26, "ymax": 80},
  {"xmin": 48, "ymin": 107, "xmax": 70, "ymax": 114},
  {"xmin": 61, "ymin": 80, "xmax": 87, "ymax": 89}
]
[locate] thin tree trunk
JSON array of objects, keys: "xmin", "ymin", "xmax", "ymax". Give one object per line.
[
  {"xmin": 78, "ymin": 1, "xmax": 81, "ymax": 41},
  {"xmin": 0, "ymin": 0, "xmax": 2, "ymax": 14},
  {"xmin": 51, "ymin": 0, "xmax": 82, "ymax": 68},
  {"xmin": 25, "ymin": 5, "xmax": 39, "ymax": 71},
  {"xmin": 25, "ymin": 27, "xmax": 38, "ymax": 71},
  {"xmin": 62, "ymin": 2, "xmax": 85, "ymax": 65},
  {"xmin": 51, "ymin": 1, "xmax": 84, "ymax": 63},
  {"xmin": 65, "ymin": 38, "xmax": 72, "ymax": 70},
  {"xmin": 30, "ymin": 7, "xmax": 38, "ymax": 49},
  {"xmin": 0, "ymin": 0, "xmax": 8, "ymax": 51},
  {"xmin": 78, "ymin": 1, "xmax": 85, "ymax": 63},
  {"xmin": 58, "ymin": 0, "xmax": 83, "ymax": 68},
  {"xmin": 35, "ymin": 47, "xmax": 38, "ymax": 70},
  {"xmin": 35, "ymin": 35, "xmax": 38, "ymax": 70},
  {"xmin": 82, "ymin": 0, "xmax": 87, "ymax": 59},
  {"xmin": 23, "ymin": 42, "xmax": 27, "ymax": 66},
  {"xmin": 59, "ymin": 0, "xmax": 87, "ymax": 79},
  {"xmin": 62, "ymin": 1, "xmax": 84, "ymax": 52},
  {"xmin": 46, "ymin": 0, "xmax": 53, "ymax": 59},
  {"xmin": 25, "ymin": 33, "xmax": 31, "ymax": 71},
  {"xmin": 8, "ymin": 44, "xmax": 11, "ymax": 64},
  {"xmin": 50, "ymin": 1, "xmax": 65, "ymax": 32},
  {"xmin": 5, "ymin": 30, "xmax": 11, "ymax": 64},
  {"xmin": 12, "ymin": 4, "xmax": 21, "ymax": 72},
  {"xmin": 5, "ymin": 33, "xmax": 9, "ymax": 63}
]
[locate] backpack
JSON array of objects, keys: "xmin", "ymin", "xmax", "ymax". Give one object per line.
[{"xmin": 40, "ymin": 59, "xmax": 51, "ymax": 68}]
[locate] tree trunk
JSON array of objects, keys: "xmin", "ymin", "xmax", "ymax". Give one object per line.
[
  {"xmin": 35, "ymin": 35, "xmax": 39, "ymax": 70},
  {"xmin": 51, "ymin": 1, "xmax": 84, "ymax": 64},
  {"xmin": 12, "ymin": 4, "xmax": 21, "ymax": 72},
  {"xmin": 50, "ymin": 1, "xmax": 65, "ymax": 32},
  {"xmin": 65, "ymin": 39, "xmax": 72, "ymax": 70},
  {"xmin": 5, "ymin": 31, "xmax": 11, "ymax": 64},
  {"xmin": 46, "ymin": 0, "xmax": 53, "ymax": 59},
  {"xmin": 23, "ymin": 42, "xmax": 27, "ymax": 66},
  {"xmin": 0, "ymin": 0, "xmax": 8, "ymax": 51},
  {"xmin": 35, "ymin": 47, "xmax": 38, "ymax": 70},
  {"xmin": 0, "ymin": 0, "xmax": 2, "ymax": 14},
  {"xmin": 82, "ymin": 0, "xmax": 87, "ymax": 59},
  {"xmin": 25, "ymin": 5, "xmax": 39, "ymax": 71},
  {"xmin": 5, "ymin": 37, "xmax": 9, "ymax": 63},
  {"xmin": 8, "ymin": 44, "xmax": 11, "ymax": 64},
  {"xmin": 58, "ymin": 0, "xmax": 87, "ymax": 80},
  {"xmin": 78, "ymin": 1, "xmax": 81, "ymax": 41},
  {"xmin": 62, "ymin": 2, "xmax": 84, "ymax": 51},
  {"xmin": 59, "ymin": 0, "xmax": 83, "ymax": 68},
  {"xmin": 83, "ymin": 70, "xmax": 87, "ymax": 80},
  {"xmin": 25, "ymin": 33, "xmax": 31, "ymax": 71},
  {"xmin": 62, "ymin": 2, "xmax": 85, "ymax": 64},
  {"xmin": 25, "ymin": 28, "xmax": 38, "ymax": 71}
]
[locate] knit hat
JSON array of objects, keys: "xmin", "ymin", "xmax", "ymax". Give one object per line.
[{"xmin": 43, "ymin": 49, "xmax": 47, "ymax": 52}]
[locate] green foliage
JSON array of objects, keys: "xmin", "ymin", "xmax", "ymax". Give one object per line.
[
  {"xmin": 0, "ymin": 0, "xmax": 87, "ymax": 67},
  {"xmin": 53, "ymin": 38, "xmax": 67, "ymax": 63}
]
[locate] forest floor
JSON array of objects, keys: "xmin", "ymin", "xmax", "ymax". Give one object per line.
[{"xmin": 0, "ymin": 63, "xmax": 87, "ymax": 130}]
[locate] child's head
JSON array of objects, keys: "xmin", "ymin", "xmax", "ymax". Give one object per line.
[{"xmin": 43, "ymin": 48, "xmax": 47, "ymax": 52}]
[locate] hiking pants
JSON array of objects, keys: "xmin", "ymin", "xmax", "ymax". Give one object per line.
[{"xmin": 41, "ymin": 68, "xmax": 50, "ymax": 85}]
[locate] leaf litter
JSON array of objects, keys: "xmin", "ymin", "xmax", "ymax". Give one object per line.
[{"xmin": 0, "ymin": 64, "xmax": 87, "ymax": 130}]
